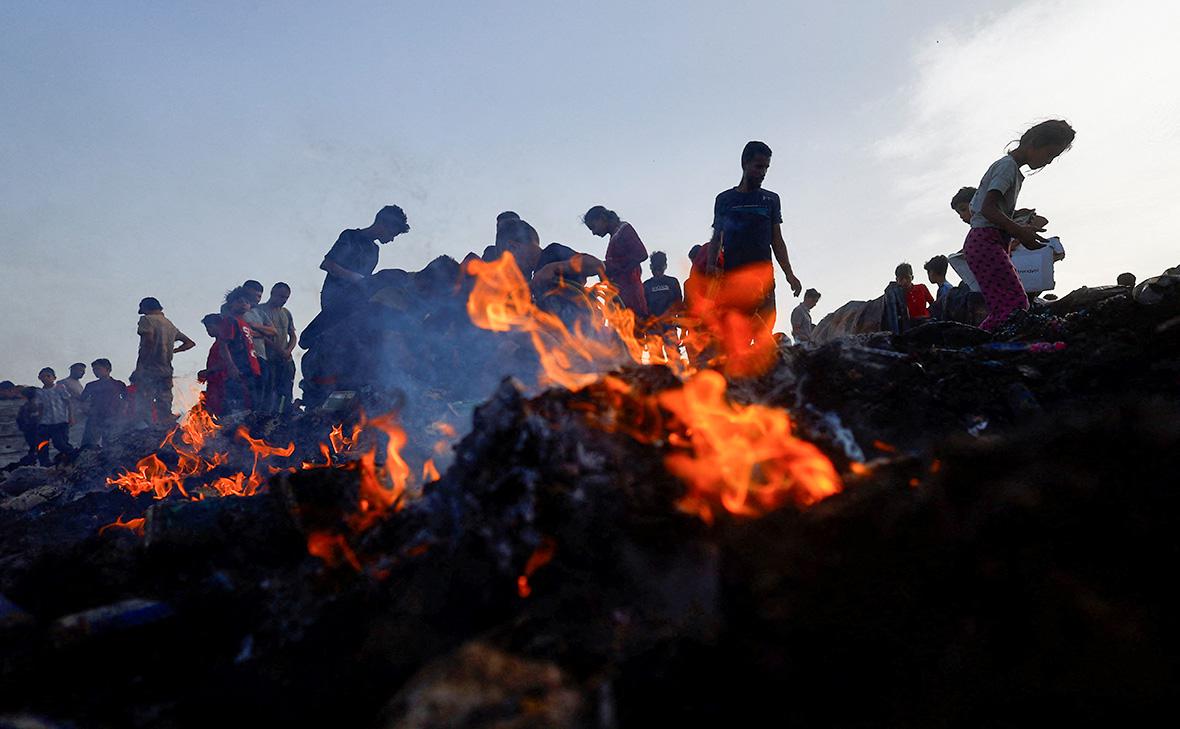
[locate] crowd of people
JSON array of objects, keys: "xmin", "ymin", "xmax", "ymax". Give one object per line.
[
  {"xmin": 8, "ymin": 283, "xmax": 298, "ymax": 467},
  {"xmin": 13, "ymin": 121, "xmax": 1148, "ymax": 467}
]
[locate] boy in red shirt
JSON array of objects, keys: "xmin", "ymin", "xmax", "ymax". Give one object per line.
[{"xmin": 896, "ymin": 263, "xmax": 934, "ymax": 326}]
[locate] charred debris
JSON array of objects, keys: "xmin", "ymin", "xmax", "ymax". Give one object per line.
[{"xmin": 1, "ymin": 264, "xmax": 1179, "ymax": 728}]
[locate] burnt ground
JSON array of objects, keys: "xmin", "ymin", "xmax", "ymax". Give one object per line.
[{"xmin": 1, "ymin": 276, "xmax": 1178, "ymax": 728}]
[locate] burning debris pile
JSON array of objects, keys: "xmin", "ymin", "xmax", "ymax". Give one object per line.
[{"xmin": 1, "ymin": 262, "xmax": 1179, "ymax": 727}]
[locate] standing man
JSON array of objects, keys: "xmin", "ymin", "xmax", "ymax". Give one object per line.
[
  {"xmin": 262, "ymin": 282, "xmax": 298, "ymax": 414},
  {"xmin": 319, "ymin": 205, "xmax": 410, "ymax": 313},
  {"xmin": 705, "ymin": 141, "xmax": 802, "ymax": 373},
  {"xmin": 132, "ymin": 297, "xmax": 195, "ymax": 425},
  {"xmin": 791, "ymin": 289, "xmax": 821, "ymax": 345},
  {"xmin": 241, "ymin": 280, "xmax": 276, "ymax": 412},
  {"xmin": 59, "ymin": 362, "xmax": 87, "ymax": 428}
]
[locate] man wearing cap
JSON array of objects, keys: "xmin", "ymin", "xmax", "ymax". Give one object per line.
[{"xmin": 131, "ymin": 297, "xmax": 195, "ymax": 425}]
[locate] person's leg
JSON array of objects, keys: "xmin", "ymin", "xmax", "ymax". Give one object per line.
[
  {"xmin": 47, "ymin": 423, "xmax": 75, "ymax": 460},
  {"xmin": 253, "ymin": 360, "xmax": 269, "ymax": 413},
  {"xmin": 20, "ymin": 429, "xmax": 40, "ymax": 466},
  {"xmin": 35, "ymin": 426, "xmax": 52, "ymax": 466},
  {"xmin": 81, "ymin": 416, "xmax": 100, "ymax": 448},
  {"xmin": 965, "ymin": 229, "xmax": 1029, "ymax": 331},
  {"xmin": 134, "ymin": 377, "xmax": 154, "ymax": 424},
  {"xmin": 155, "ymin": 375, "xmax": 174, "ymax": 422},
  {"xmin": 275, "ymin": 358, "xmax": 295, "ymax": 414}
]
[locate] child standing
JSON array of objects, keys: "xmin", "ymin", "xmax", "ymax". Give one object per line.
[
  {"xmin": 80, "ymin": 359, "xmax": 127, "ymax": 448},
  {"xmin": 899, "ymin": 263, "xmax": 934, "ymax": 324},
  {"xmin": 965, "ymin": 120, "xmax": 1076, "ymax": 330},
  {"xmin": 15, "ymin": 387, "xmax": 42, "ymax": 466},
  {"xmin": 36, "ymin": 367, "xmax": 76, "ymax": 464}
]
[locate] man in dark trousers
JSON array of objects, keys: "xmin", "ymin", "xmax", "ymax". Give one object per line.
[{"xmin": 704, "ymin": 141, "xmax": 803, "ymax": 373}]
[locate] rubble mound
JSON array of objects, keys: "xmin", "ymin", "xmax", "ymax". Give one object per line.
[{"xmin": 1, "ymin": 273, "xmax": 1178, "ymax": 727}]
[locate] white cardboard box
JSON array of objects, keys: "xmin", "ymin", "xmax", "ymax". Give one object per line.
[{"xmin": 949, "ymin": 239, "xmax": 1058, "ymax": 293}]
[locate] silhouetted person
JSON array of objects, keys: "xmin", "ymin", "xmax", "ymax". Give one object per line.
[
  {"xmin": 791, "ymin": 289, "xmax": 821, "ymax": 344},
  {"xmin": 15, "ymin": 387, "xmax": 41, "ymax": 466},
  {"xmin": 80, "ymin": 358, "xmax": 126, "ymax": 448},
  {"xmin": 704, "ymin": 141, "xmax": 803, "ymax": 372},
  {"xmin": 262, "ymin": 282, "xmax": 298, "ymax": 414},
  {"xmin": 583, "ymin": 206, "xmax": 650, "ymax": 318},
  {"xmin": 483, "ymin": 211, "xmax": 519, "ymax": 262},
  {"xmin": 644, "ymin": 251, "xmax": 683, "ymax": 319},
  {"xmin": 319, "ymin": 205, "xmax": 409, "ymax": 312},
  {"xmin": 36, "ymin": 367, "xmax": 75, "ymax": 464},
  {"xmin": 951, "ymin": 187, "xmax": 976, "ymax": 224},
  {"xmin": 924, "ymin": 255, "xmax": 954, "ymax": 319},
  {"xmin": 132, "ymin": 297, "xmax": 194, "ymax": 425}
]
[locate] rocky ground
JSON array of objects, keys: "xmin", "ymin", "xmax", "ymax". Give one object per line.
[{"xmin": 1, "ymin": 268, "xmax": 1178, "ymax": 728}]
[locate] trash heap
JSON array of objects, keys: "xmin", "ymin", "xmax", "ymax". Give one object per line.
[{"xmin": 1, "ymin": 266, "xmax": 1178, "ymax": 728}]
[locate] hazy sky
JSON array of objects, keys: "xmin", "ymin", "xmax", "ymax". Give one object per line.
[{"xmin": 3, "ymin": 0, "xmax": 1177, "ymax": 400}]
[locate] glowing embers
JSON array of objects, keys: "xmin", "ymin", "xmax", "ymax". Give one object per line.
[
  {"xmin": 98, "ymin": 514, "xmax": 146, "ymax": 537},
  {"xmin": 517, "ymin": 537, "xmax": 557, "ymax": 598}
]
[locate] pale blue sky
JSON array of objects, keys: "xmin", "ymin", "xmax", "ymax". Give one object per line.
[{"xmin": 3, "ymin": 0, "xmax": 1177, "ymax": 396}]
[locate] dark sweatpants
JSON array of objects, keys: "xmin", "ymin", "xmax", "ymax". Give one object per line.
[{"xmin": 36, "ymin": 422, "xmax": 75, "ymax": 465}]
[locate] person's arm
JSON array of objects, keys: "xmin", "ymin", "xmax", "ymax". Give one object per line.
[
  {"xmin": 218, "ymin": 341, "xmax": 241, "ymax": 378},
  {"xmin": 672, "ymin": 279, "xmax": 684, "ymax": 307},
  {"xmin": 532, "ymin": 254, "xmax": 605, "ymax": 289},
  {"xmin": 284, "ymin": 318, "xmax": 298, "ymax": 357},
  {"xmin": 981, "ymin": 190, "xmax": 1044, "ymax": 249},
  {"xmin": 248, "ymin": 321, "xmax": 279, "ymax": 338},
  {"xmin": 174, "ymin": 332, "xmax": 196, "ymax": 353},
  {"xmin": 771, "ymin": 224, "xmax": 803, "ymax": 296},
  {"xmin": 320, "ymin": 257, "xmax": 366, "ymax": 283}
]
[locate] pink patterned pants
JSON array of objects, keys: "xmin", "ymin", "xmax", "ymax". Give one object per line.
[{"xmin": 964, "ymin": 227, "xmax": 1028, "ymax": 331}]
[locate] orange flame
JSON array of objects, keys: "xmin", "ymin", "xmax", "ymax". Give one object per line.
[
  {"xmin": 659, "ymin": 370, "xmax": 842, "ymax": 523},
  {"xmin": 345, "ymin": 415, "xmax": 413, "ymax": 532},
  {"xmin": 422, "ymin": 459, "xmax": 440, "ymax": 483},
  {"xmin": 106, "ymin": 453, "xmax": 189, "ymax": 499},
  {"xmin": 36, "ymin": 440, "xmax": 50, "ymax": 451},
  {"xmin": 307, "ymin": 532, "xmax": 362, "ymax": 571},
  {"xmin": 106, "ymin": 397, "xmax": 295, "ymax": 500},
  {"xmin": 682, "ymin": 261, "xmax": 780, "ymax": 377},
  {"xmin": 98, "ymin": 514, "xmax": 146, "ymax": 536},
  {"xmin": 465, "ymin": 252, "xmax": 686, "ymax": 390},
  {"xmin": 517, "ymin": 537, "xmax": 557, "ymax": 598}
]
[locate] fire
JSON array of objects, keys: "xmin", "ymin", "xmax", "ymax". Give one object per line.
[
  {"xmin": 329, "ymin": 421, "xmax": 363, "ymax": 455},
  {"xmin": 37, "ymin": 440, "xmax": 50, "ymax": 451},
  {"xmin": 107, "ymin": 453, "xmax": 188, "ymax": 499},
  {"xmin": 106, "ymin": 398, "xmax": 297, "ymax": 500},
  {"xmin": 517, "ymin": 537, "xmax": 557, "ymax": 598},
  {"xmin": 466, "ymin": 252, "xmax": 840, "ymax": 523},
  {"xmin": 422, "ymin": 459, "xmax": 440, "ymax": 482},
  {"xmin": 307, "ymin": 532, "xmax": 362, "ymax": 571},
  {"xmin": 465, "ymin": 252, "xmax": 687, "ymax": 391},
  {"xmin": 659, "ymin": 370, "xmax": 842, "ymax": 523},
  {"xmin": 98, "ymin": 514, "xmax": 146, "ymax": 536}
]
